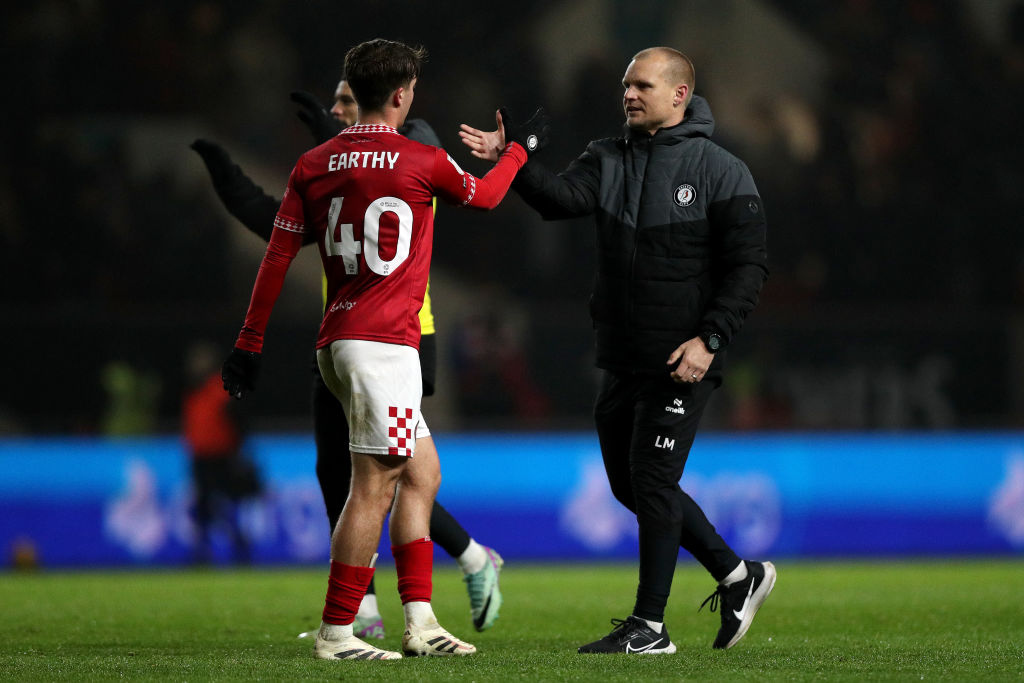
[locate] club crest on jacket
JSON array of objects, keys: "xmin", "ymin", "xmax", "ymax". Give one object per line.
[{"xmin": 674, "ymin": 184, "xmax": 696, "ymax": 206}]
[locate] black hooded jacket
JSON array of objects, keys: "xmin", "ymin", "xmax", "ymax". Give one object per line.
[{"xmin": 513, "ymin": 96, "xmax": 768, "ymax": 374}]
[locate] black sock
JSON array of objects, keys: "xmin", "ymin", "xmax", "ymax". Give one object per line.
[{"xmin": 429, "ymin": 501, "xmax": 471, "ymax": 558}]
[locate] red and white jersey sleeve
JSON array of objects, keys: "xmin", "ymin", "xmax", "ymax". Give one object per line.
[
  {"xmin": 235, "ymin": 168, "xmax": 306, "ymax": 353},
  {"xmin": 430, "ymin": 143, "xmax": 527, "ymax": 209}
]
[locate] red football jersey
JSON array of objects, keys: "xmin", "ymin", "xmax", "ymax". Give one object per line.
[{"xmin": 235, "ymin": 123, "xmax": 526, "ymax": 354}]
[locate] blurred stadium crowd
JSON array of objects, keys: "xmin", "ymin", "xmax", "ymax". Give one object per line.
[{"xmin": 3, "ymin": 0, "xmax": 1024, "ymax": 433}]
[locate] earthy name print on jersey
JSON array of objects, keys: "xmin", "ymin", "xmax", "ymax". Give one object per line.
[{"xmin": 328, "ymin": 151, "xmax": 400, "ymax": 172}]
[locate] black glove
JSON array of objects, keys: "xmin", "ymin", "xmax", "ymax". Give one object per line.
[
  {"xmin": 222, "ymin": 347, "xmax": 261, "ymax": 400},
  {"xmin": 290, "ymin": 90, "xmax": 342, "ymax": 145},
  {"xmin": 191, "ymin": 139, "xmax": 278, "ymax": 241},
  {"xmin": 499, "ymin": 107, "xmax": 550, "ymax": 157},
  {"xmin": 190, "ymin": 139, "xmax": 239, "ymax": 189}
]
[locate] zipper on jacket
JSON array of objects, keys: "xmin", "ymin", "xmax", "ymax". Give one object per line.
[{"xmin": 628, "ymin": 136, "xmax": 655, "ymax": 330}]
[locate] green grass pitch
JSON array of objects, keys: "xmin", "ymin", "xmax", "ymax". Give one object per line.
[{"xmin": 2, "ymin": 559, "xmax": 1022, "ymax": 681}]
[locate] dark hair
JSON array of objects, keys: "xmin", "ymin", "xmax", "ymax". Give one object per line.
[{"xmin": 344, "ymin": 39, "xmax": 426, "ymax": 112}]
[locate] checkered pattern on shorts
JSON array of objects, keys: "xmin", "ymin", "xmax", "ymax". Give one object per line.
[{"xmin": 387, "ymin": 406, "xmax": 415, "ymax": 456}]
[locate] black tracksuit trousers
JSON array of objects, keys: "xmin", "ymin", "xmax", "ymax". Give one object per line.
[{"xmin": 594, "ymin": 369, "xmax": 741, "ymax": 622}]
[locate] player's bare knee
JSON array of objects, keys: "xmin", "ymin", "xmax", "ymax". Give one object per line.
[
  {"xmin": 400, "ymin": 458, "xmax": 440, "ymax": 493},
  {"xmin": 349, "ymin": 478, "xmax": 398, "ymax": 514}
]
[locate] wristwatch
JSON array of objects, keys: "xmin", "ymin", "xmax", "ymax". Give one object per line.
[{"xmin": 700, "ymin": 331, "xmax": 722, "ymax": 353}]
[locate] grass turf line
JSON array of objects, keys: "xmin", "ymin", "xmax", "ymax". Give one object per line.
[{"xmin": 1, "ymin": 559, "xmax": 1022, "ymax": 681}]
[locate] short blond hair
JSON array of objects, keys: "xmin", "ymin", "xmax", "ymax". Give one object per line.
[{"xmin": 633, "ymin": 47, "xmax": 695, "ymax": 106}]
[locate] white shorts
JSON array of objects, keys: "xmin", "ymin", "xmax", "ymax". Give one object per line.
[{"xmin": 316, "ymin": 339, "xmax": 430, "ymax": 457}]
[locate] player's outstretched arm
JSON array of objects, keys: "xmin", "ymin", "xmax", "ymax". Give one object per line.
[
  {"xmin": 191, "ymin": 139, "xmax": 279, "ymax": 241},
  {"xmin": 191, "ymin": 139, "xmax": 318, "ymax": 247},
  {"xmin": 435, "ymin": 107, "xmax": 549, "ymax": 210},
  {"xmin": 459, "ymin": 107, "xmax": 549, "ymax": 162},
  {"xmin": 461, "ymin": 109, "xmax": 595, "ymax": 219},
  {"xmin": 459, "ymin": 110, "xmax": 506, "ymax": 162}
]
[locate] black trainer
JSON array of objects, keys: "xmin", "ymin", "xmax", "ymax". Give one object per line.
[
  {"xmin": 577, "ymin": 616, "xmax": 677, "ymax": 654},
  {"xmin": 700, "ymin": 560, "xmax": 777, "ymax": 649}
]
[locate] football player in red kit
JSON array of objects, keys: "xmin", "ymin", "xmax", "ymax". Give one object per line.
[
  {"xmin": 192, "ymin": 82, "xmax": 507, "ymax": 639},
  {"xmin": 221, "ymin": 39, "xmax": 548, "ymax": 661}
]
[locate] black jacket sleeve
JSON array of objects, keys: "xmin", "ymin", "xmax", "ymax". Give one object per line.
[
  {"xmin": 511, "ymin": 144, "xmax": 602, "ymax": 220},
  {"xmin": 702, "ymin": 159, "xmax": 769, "ymax": 346},
  {"xmin": 192, "ymin": 139, "xmax": 317, "ymax": 246}
]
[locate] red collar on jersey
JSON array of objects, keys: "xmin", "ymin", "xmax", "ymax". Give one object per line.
[{"xmin": 341, "ymin": 123, "xmax": 399, "ymax": 135}]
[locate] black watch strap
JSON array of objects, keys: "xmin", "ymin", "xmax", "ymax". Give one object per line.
[{"xmin": 700, "ymin": 331, "xmax": 722, "ymax": 353}]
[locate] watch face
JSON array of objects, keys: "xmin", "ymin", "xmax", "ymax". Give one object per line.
[{"xmin": 706, "ymin": 334, "xmax": 721, "ymax": 351}]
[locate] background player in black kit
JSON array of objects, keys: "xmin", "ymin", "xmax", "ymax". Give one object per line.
[{"xmin": 192, "ymin": 76, "xmax": 503, "ymax": 639}]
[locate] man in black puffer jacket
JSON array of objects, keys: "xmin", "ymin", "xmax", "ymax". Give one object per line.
[{"xmin": 460, "ymin": 47, "xmax": 773, "ymax": 653}]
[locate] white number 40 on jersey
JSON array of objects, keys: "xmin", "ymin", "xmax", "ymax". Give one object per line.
[{"xmin": 325, "ymin": 196, "xmax": 412, "ymax": 277}]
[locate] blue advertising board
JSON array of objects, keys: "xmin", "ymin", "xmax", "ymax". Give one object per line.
[{"xmin": 2, "ymin": 432, "xmax": 1023, "ymax": 567}]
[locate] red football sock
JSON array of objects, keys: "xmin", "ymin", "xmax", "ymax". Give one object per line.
[
  {"xmin": 322, "ymin": 560, "xmax": 375, "ymax": 625},
  {"xmin": 392, "ymin": 537, "xmax": 433, "ymax": 604}
]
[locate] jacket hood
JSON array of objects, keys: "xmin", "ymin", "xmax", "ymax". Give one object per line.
[{"xmin": 624, "ymin": 94, "xmax": 715, "ymax": 142}]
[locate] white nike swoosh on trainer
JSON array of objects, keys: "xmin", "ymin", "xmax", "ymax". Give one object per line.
[
  {"xmin": 733, "ymin": 577, "xmax": 758, "ymax": 621},
  {"xmin": 625, "ymin": 639, "xmax": 664, "ymax": 653}
]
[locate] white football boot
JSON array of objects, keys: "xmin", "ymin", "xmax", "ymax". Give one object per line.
[
  {"xmin": 402, "ymin": 620, "xmax": 477, "ymax": 656},
  {"xmin": 313, "ymin": 622, "xmax": 401, "ymax": 661}
]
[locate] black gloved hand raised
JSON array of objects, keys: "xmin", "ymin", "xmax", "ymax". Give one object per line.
[
  {"xmin": 190, "ymin": 139, "xmax": 239, "ymax": 188},
  {"xmin": 222, "ymin": 347, "xmax": 262, "ymax": 400},
  {"xmin": 290, "ymin": 90, "xmax": 343, "ymax": 145},
  {"xmin": 190, "ymin": 138, "xmax": 280, "ymax": 241},
  {"xmin": 498, "ymin": 107, "xmax": 550, "ymax": 157}
]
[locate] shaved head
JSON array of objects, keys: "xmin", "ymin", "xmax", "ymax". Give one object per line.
[
  {"xmin": 632, "ymin": 47, "xmax": 695, "ymax": 107},
  {"xmin": 622, "ymin": 47, "xmax": 696, "ymax": 133}
]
